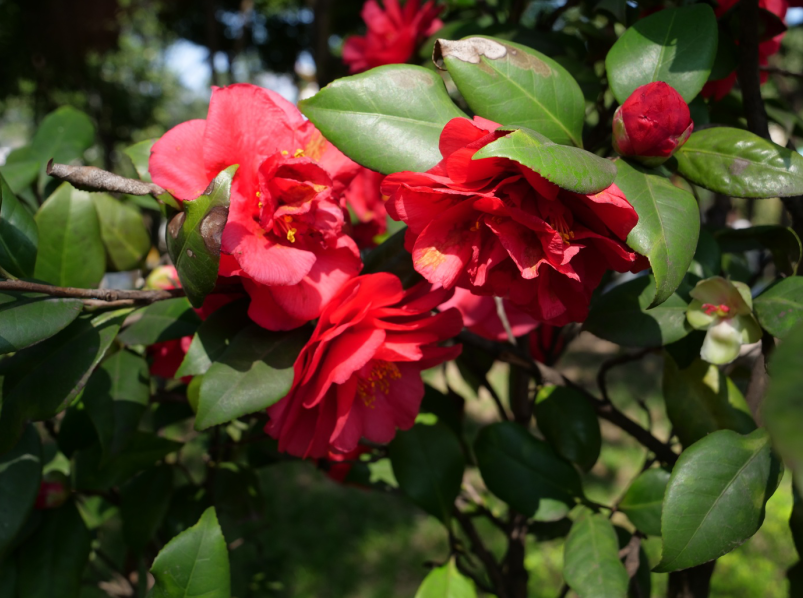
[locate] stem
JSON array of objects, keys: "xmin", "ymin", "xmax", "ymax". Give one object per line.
[
  {"xmin": 47, "ymin": 161, "xmax": 166, "ymax": 197},
  {"xmin": 736, "ymin": 0, "xmax": 769, "ymax": 139},
  {"xmin": 667, "ymin": 561, "xmax": 716, "ymax": 598},
  {"xmin": 597, "ymin": 348, "xmax": 653, "ymax": 404},
  {"xmin": 454, "ymin": 507, "xmax": 509, "ymax": 598}
]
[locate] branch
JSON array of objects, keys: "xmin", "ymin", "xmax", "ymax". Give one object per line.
[
  {"xmin": 760, "ymin": 65, "xmax": 803, "ymax": 79},
  {"xmin": 454, "ymin": 507, "xmax": 509, "ymax": 598},
  {"xmin": 47, "ymin": 161, "xmax": 166, "ymax": 197},
  {"xmin": 597, "ymin": 348, "xmax": 653, "ymax": 404},
  {"xmin": 457, "ymin": 331, "xmax": 678, "ymax": 464}
]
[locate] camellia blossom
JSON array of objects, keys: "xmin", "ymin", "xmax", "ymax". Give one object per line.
[
  {"xmin": 440, "ymin": 286, "xmax": 538, "ymax": 342},
  {"xmin": 686, "ymin": 276, "xmax": 762, "ymax": 365},
  {"xmin": 265, "ymin": 273, "xmax": 462, "ymax": 459},
  {"xmin": 612, "ymin": 82, "xmax": 693, "ymax": 166},
  {"xmin": 342, "ymin": 0, "xmax": 443, "ymax": 73},
  {"xmin": 150, "ymin": 84, "xmax": 362, "ymax": 330},
  {"xmin": 343, "ymin": 167, "xmax": 388, "ymax": 249},
  {"xmin": 381, "ymin": 116, "xmax": 646, "ymax": 326}
]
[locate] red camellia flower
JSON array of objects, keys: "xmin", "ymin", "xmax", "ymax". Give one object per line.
[
  {"xmin": 612, "ymin": 82, "xmax": 693, "ymax": 166},
  {"xmin": 150, "ymin": 84, "xmax": 362, "ymax": 330},
  {"xmin": 381, "ymin": 117, "xmax": 645, "ymax": 326},
  {"xmin": 342, "ymin": 0, "xmax": 443, "ymax": 74},
  {"xmin": 343, "ymin": 167, "xmax": 388, "ymax": 249},
  {"xmin": 439, "ymin": 286, "xmax": 538, "ymax": 342},
  {"xmin": 265, "ymin": 273, "xmax": 462, "ymax": 459}
]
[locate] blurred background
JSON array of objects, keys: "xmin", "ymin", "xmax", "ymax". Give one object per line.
[{"xmin": 1, "ymin": 0, "xmax": 801, "ymax": 596}]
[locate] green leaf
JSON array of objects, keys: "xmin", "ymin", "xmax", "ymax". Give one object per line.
[
  {"xmin": 605, "ymin": 5, "xmax": 718, "ymax": 103},
  {"xmin": 0, "ymin": 291, "xmax": 82, "ymax": 354},
  {"xmin": 0, "ymin": 310, "xmax": 128, "ymax": 454},
  {"xmin": 663, "ymin": 355, "xmax": 756, "ymax": 448},
  {"xmin": 30, "ymin": 106, "xmax": 95, "ymax": 195},
  {"xmin": 73, "ymin": 432, "xmax": 181, "ymax": 491},
  {"xmin": 83, "ymin": 349, "xmax": 150, "ymax": 462},
  {"xmin": 121, "ymin": 465, "xmax": 173, "ymax": 554},
  {"xmin": 91, "ymin": 193, "xmax": 151, "ymax": 271},
  {"xmin": 34, "ymin": 183, "xmax": 105, "ymax": 288},
  {"xmin": 166, "ymin": 166, "xmax": 236, "ymax": 308},
  {"xmin": 123, "ymin": 139, "xmax": 157, "ymax": 182},
  {"xmin": 0, "ymin": 172, "xmax": 38, "ymax": 278},
  {"xmin": 534, "ymin": 385, "xmax": 601, "ymax": 472},
  {"xmin": 415, "ymin": 560, "xmax": 477, "ymax": 598},
  {"xmin": 689, "ymin": 229, "xmax": 721, "ymax": 279},
  {"xmin": 656, "ymin": 428, "xmax": 782, "ymax": 572},
  {"xmin": 472, "ymin": 127, "xmax": 615, "ymax": 194},
  {"xmin": 0, "ymin": 146, "xmax": 40, "ymax": 195},
  {"xmin": 149, "ymin": 507, "xmax": 230, "ymax": 598},
  {"xmin": 0, "ymin": 424, "xmax": 42, "ymax": 553},
  {"xmin": 614, "ymin": 159, "xmax": 700, "ymax": 306},
  {"xmin": 175, "ymin": 298, "xmax": 251, "ymax": 378},
  {"xmin": 714, "ymin": 225, "xmax": 801, "ymax": 277},
  {"xmin": 389, "ymin": 423, "xmax": 465, "ymax": 524},
  {"xmin": 584, "ymin": 276, "xmax": 691, "ymax": 347},
  {"xmin": 563, "ymin": 510, "xmax": 629, "ymax": 598},
  {"xmin": 0, "ymin": 560, "xmax": 16, "ymax": 597},
  {"xmin": 676, "ymin": 127, "xmax": 803, "ymax": 198},
  {"xmin": 299, "ymin": 65, "xmax": 466, "ymax": 175},
  {"xmin": 754, "ymin": 277, "xmax": 803, "ymax": 338},
  {"xmin": 17, "ymin": 500, "xmax": 92, "ymax": 598},
  {"xmin": 475, "ymin": 422, "xmax": 583, "ymax": 521},
  {"xmin": 195, "ymin": 324, "xmax": 307, "ymax": 430},
  {"xmin": 763, "ymin": 322, "xmax": 803, "ymax": 491},
  {"xmin": 618, "ymin": 468, "xmax": 670, "ymax": 537},
  {"xmin": 437, "ymin": 36, "xmax": 584, "ymax": 147},
  {"xmin": 118, "ymin": 297, "xmax": 201, "ymax": 346}
]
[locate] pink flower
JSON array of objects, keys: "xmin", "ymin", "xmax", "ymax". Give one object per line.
[
  {"xmin": 265, "ymin": 273, "xmax": 462, "ymax": 459},
  {"xmin": 342, "ymin": 0, "xmax": 443, "ymax": 73},
  {"xmin": 439, "ymin": 287, "xmax": 538, "ymax": 342},
  {"xmin": 343, "ymin": 167, "xmax": 388, "ymax": 249},
  {"xmin": 150, "ymin": 84, "xmax": 362, "ymax": 330}
]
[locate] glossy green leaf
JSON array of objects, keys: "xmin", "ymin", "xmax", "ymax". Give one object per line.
[
  {"xmin": 0, "ymin": 172, "xmax": 38, "ymax": 278},
  {"xmin": 475, "ymin": 422, "xmax": 583, "ymax": 521},
  {"xmin": 389, "ymin": 423, "xmax": 465, "ymax": 524},
  {"xmin": 563, "ymin": 510, "xmax": 629, "ymax": 598},
  {"xmin": 17, "ymin": 500, "xmax": 92, "ymax": 598},
  {"xmin": 618, "ymin": 468, "xmax": 670, "ymax": 537},
  {"xmin": 605, "ymin": 5, "xmax": 718, "ymax": 103},
  {"xmin": 91, "ymin": 193, "xmax": 151, "ymax": 271},
  {"xmin": 614, "ymin": 159, "xmax": 700, "ymax": 306},
  {"xmin": 663, "ymin": 355, "xmax": 755, "ymax": 448},
  {"xmin": 584, "ymin": 276, "xmax": 691, "ymax": 347},
  {"xmin": 473, "ymin": 127, "xmax": 615, "ymax": 194},
  {"xmin": 118, "ymin": 297, "xmax": 201, "ymax": 346},
  {"xmin": 166, "ymin": 166, "xmax": 236, "ymax": 308},
  {"xmin": 0, "ymin": 146, "xmax": 40, "ymax": 195},
  {"xmin": 34, "ymin": 183, "xmax": 105, "ymax": 288},
  {"xmin": 0, "ymin": 425, "xmax": 41, "ymax": 553},
  {"xmin": 754, "ymin": 277, "xmax": 803, "ymax": 338},
  {"xmin": 415, "ymin": 560, "xmax": 477, "ymax": 598},
  {"xmin": 714, "ymin": 225, "xmax": 801, "ymax": 277},
  {"xmin": 195, "ymin": 324, "xmax": 307, "ymax": 430},
  {"xmin": 0, "ymin": 291, "xmax": 82, "ymax": 354},
  {"xmin": 121, "ymin": 465, "xmax": 173, "ymax": 554},
  {"xmin": 149, "ymin": 507, "xmax": 230, "ymax": 598},
  {"xmin": 0, "ymin": 309, "xmax": 128, "ymax": 454},
  {"xmin": 31, "ymin": 106, "xmax": 95, "ymax": 194},
  {"xmin": 73, "ymin": 432, "xmax": 181, "ymax": 491},
  {"xmin": 656, "ymin": 428, "xmax": 782, "ymax": 572},
  {"xmin": 676, "ymin": 127, "xmax": 803, "ymax": 198},
  {"xmin": 437, "ymin": 36, "xmax": 584, "ymax": 147},
  {"xmin": 299, "ymin": 65, "xmax": 466, "ymax": 175},
  {"xmin": 534, "ymin": 385, "xmax": 601, "ymax": 472},
  {"xmin": 83, "ymin": 349, "xmax": 150, "ymax": 462},
  {"xmin": 175, "ymin": 297, "xmax": 251, "ymax": 378},
  {"xmin": 763, "ymin": 322, "xmax": 803, "ymax": 491}
]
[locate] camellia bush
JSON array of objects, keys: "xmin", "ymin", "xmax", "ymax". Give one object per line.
[{"xmin": 3, "ymin": 0, "xmax": 803, "ymax": 597}]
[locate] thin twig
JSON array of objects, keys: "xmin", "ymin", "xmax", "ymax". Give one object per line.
[
  {"xmin": 760, "ymin": 65, "xmax": 803, "ymax": 79},
  {"xmin": 455, "ymin": 556, "xmax": 496, "ymax": 594},
  {"xmin": 597, "ymin": 349, "xmax": 653, "ymax": 404},
  {"xmin": 47, "ymin": 160, "xmax": 166, "ymax": 197},
  {"xmin": 481, "ymin": 377, "xmax": 511, "ymax": 422},
  {"xmin": 495, "ymin": 296, "xmax": 517, "ymax": 346},
  {"xmin": 457, "ymin": 331, "xmax": 678, "ymax": 464},
  {"xmin": 454, "ymin": 507, "xmax": 509, "ymax": 598}
]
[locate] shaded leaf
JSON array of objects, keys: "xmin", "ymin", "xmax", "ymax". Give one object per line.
[
  {"xmin": 299, "ymin": 65, "xmax": 466, "ymax": 175},
  {"xmin": 0, "ymin": 172, "xmax": 38, "ymax": 278},
  {"xmin": 0, "ymin": 146, "xmax": 40, "ymax": 195},
  {"xmin": 389, "ymin": 422, "xmax": 465, "ymax": 524},
  {"xmin": 118, "ymin": 297, "xmax": 201, "ymax": 346},
  {"xmin": 91, "ymin": 193, "xmax": 151, "ymax": 271},
  {"xmin": 754, "ymin": 276, "xmax": 803, "ymax": 341},
  {"xmin": 689, "ymin": 229, "xmax": 721, "ymax": 279},
  {"xmin": 656, "ymin": 429, "xmax": 782, "ymax": 572},
  {"xmin": 714, "ymin": 225, "xmax": 801, "ymax": 277},
  {"xmin": 618, "ymin": 468, "xmax": 670, "ymax": 537},
  {"xmin": 30, "ymin": 106, "xmax": 95, "ymax": 195},
  {"xmin": 121, "ymin": 465, "xmax": 173, "ymax": 554},
  {"xmin": 166, "ymin": 166, "xmax": 236, "ymax": 308},
  {"xmin": 614, "ymin": 159, "xmax": 700, "ymax": 306},
  {"xmin": 0, "ymin": 291, "xmax": 82, "ymax": 354},
  {"xmin": 606, "ymin": 5, "xmax": 718, "ymax": 103},
  {"xmin": 534, "ymin": 385, "xmax": 601, "ymax": 472},
  {"xmin": 564, "ymin": 510, "xmax": 629, "ymax": 598},
  {"xmin": 0, "ymin": 425, "xmax": 42, "ymax": 553}
]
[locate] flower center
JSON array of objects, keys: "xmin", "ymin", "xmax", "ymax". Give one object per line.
[
  {"xmin": 702, "ymin": 303, "xmax": 730, "ymax": 317},
  {"xmin": 356, "ymin": 361, "xmax": 402, "ymax": 409},
  {"xmin": 549, "ymin": 212, "xmax": 575, "ymax": 243}
]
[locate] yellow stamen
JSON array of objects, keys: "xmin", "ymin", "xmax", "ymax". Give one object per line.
[
  {"xmin": 294, "ymin": 148, "xmax": 305, "ymax": 158},
  {"xmin": 256, "ymin": 191, "xmax": 261, "ymax": 197},
  {"xmin": 283, "ymin": 215, "xmax": 293, "ymax": 223},
  {"xmin": 469, "ymin": 220, "xmax": 481, "ymax": 232},
  {"xmin": 286, "ymin": 228, "xmax": 297, "ymax": 243},
  {"xmin": 356, "ymin": 361, "xmax": 402, "ymax": 408},
  {"xmin": 281, "ymin": 150, "xmax": 289, "ymax": 156}
]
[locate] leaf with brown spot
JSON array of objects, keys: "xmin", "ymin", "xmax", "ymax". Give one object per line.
[{"xmin": 166, "ymin": 166, "xmax": 237, "ymax": 308}]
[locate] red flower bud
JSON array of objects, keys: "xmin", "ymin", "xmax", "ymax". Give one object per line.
[
  {"xmin": 34, "ymin": 473, "xmax": 70, "ymax": 510},
  {"xmin": 612, "ymin": 82, "xmax": 694, "ymax": 166}
]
